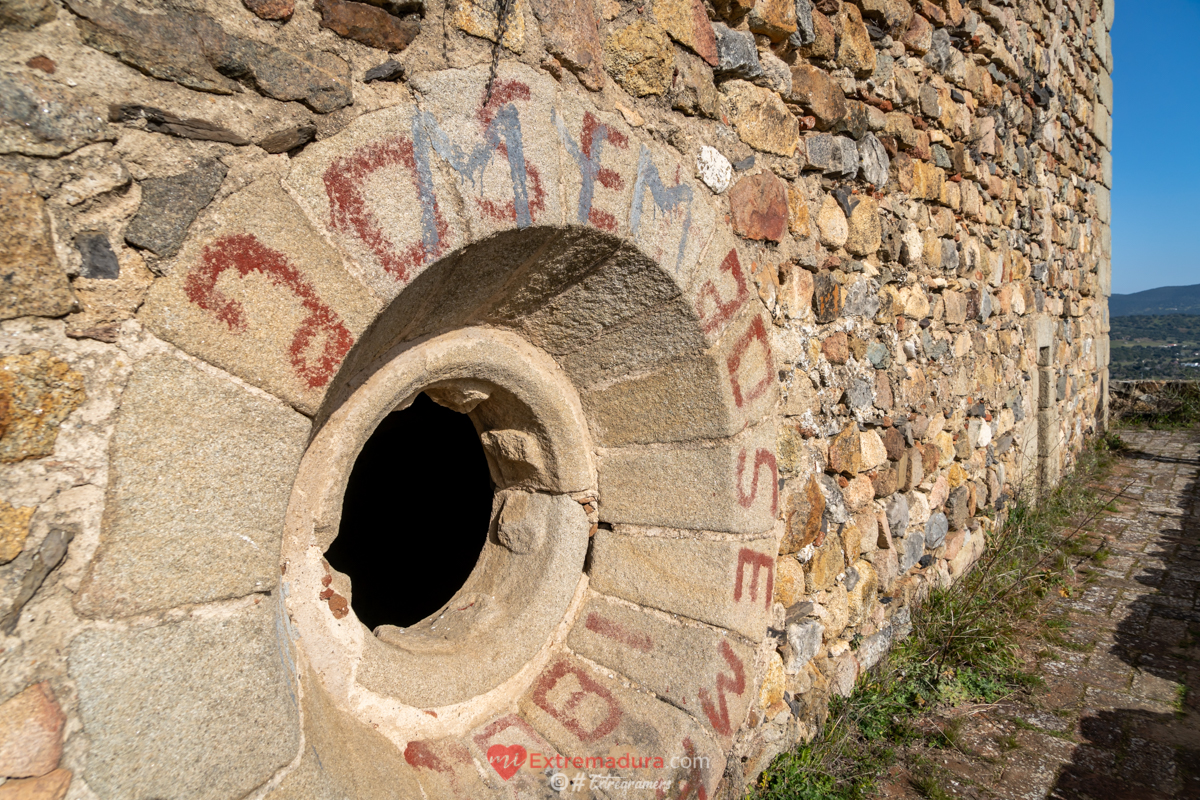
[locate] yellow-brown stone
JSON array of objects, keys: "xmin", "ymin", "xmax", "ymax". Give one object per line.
[
  {"xmin": 0, "ymin": 501, "xmax": 34, "ymax": 565},
  {"xmin": 0, "ymin": 352, "xmax": 85, "ymax": 464}
]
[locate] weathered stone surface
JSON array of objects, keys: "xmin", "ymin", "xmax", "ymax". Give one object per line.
[
  {"xmin": 789, "ymin": 64, "xmax": 846, "ymax": 130},
  {"xmin": 885, "ymin": 493, "xmax": 909, "ymax": 537},
  {"xmin": 0, "ymin": 172, "xmax": 73, "ymax": 321},
  {"xmin": 846, "ymin": 559, "xmax": 877, "ymax": 624},
  {"xmin": 858, "ymin": 132, "xmax": 890, "ymax": 186},
  {"xmin": 74, "ymin": 232, "xmax": 120, "ymax": 280},
  {"xmin": 860, "ymin": 0, "xmax": 912, "ymax": 29},
  {"xmin": 258, "ymin": 123, "xmax": 317, "ymax": 154},
  {"xmin": 924, "ymin": 511, "xmax": 948, "ymax": 548},
  {"xmin": 946, "ymin": 484, "xmax": 969, "ymax": 530},
  {"xmin": 697, "ymin": 145, "xmax": 733, "ymax": 193},
  {"xmin": 566, "ymin": 595, "xmax": 758, "ymax": 740},
  {"xmin": 108, "ymin": 101, "xmax": 252, "ymax": 146},
  {"xmin": 829, "ymin": 423, "xmax": 862, "ymax": 474},
  {"xmin": 452, "ymin": 0, "xmax": 526, "ymax": 50},
  {"xmin": 124, "ymin": 159, "xmax": 228, "ymax": 257},
  {"xmin": 760, "ymin": 652, "xmax": 786, "ymax": 706},
  {"xmin": 0, "ymin": 683, "xmax": 64, "ymax": 778},
  {"xmin": 845, "ymin": 195, "xmax": 881, "ymax": 256},
  {"xmin": 822, "ymin": 331, "xmax": 848, "ymax": 364},
  {"xmin": 0, "ymin": 502, "xmax": 33, "ymax": 566},
  {"xmin": 533, "ymin": 0, "xmax": 606, "ymax": 88},
  {"xmin": 748, "ymin": 0, "xmax": 797, "ymax": 41},
  {"xmin": 729, "ymin": 170, "xmax": 788, "ymax": 242},
  {"xmin": 140, "ymin": 179, "xmax": 381, "ymax": 414},
  {"xmin": 805, "ymin": 530, "xmax": 843, "ymax": 592},
  {"xmin": 713, "ymin": 22, "xmax": 762, "ymax": 79},
  {"xmin": 0, "ymin": 352, "xmax": 85, "ymax": 464},
  {"xmin": 604, "ymin": 20, "xmax": 674, "ymax": 96},
  {"xmin": 805, "ymin": 133, "xmax": 859, "ymax": 178},
  {"xmin": 0, "ymin": 74, "xmax": 106, "ymax": 157},
  {"xmin": 0, "ymin": 526, "xmax": 74, "ymax": 635},
  {"xmin": 833, "ymin": 3, "xmax": 876, "ymax": 76},
  {"xmin": 654, "ymin": 0, "xmax": 718, "ymax": 65},
  {"xmin": 813, "ymin": 272, "xmax": 843, "ymax": 323},
  {"xmin": 590, "ymin": 529, "xmax": 776, "ymax": 640},
  {"xmin": 722, "ymin": 80, "xmax": 799, "ymax": 157},
  {"xmin": 781, "ymin": 474, "xmax": 826, "ymax": 553},
  {"xmin": 669, "ymin": 52, "xmax": 721, "ymax": 117},
  {"xmin": 520, "ymin": 653, "xmax": 725, "ymax": 794},
  {"xmin": 0, "ymin": 0, "xmax": 55, "ymax": 29},
  {"xmin": 842, "ymin": 474, "xmax": 874, "ymax": 512},
  {"xmin": 362, "ymin": 59, "xmax": 405, "ymax": 83},
  {"xmin": 786, "ymin": 617, "xmax": 823, "ymax": 670},
  {"xmin": 69, "ymin": 600, "xmax": 300, "ymax": 800},
  {"xmin": 68, "ymin": 1, "xmax": 354, "ymax": 112},
  {"xmin": 0, "ymin": 768, "xmax": 70, "ymax": 798},
  {"xmin": 860, "ymin": 429, "xmax": 888, "ymax": 470},
  {"xmin": 786, "ymin": 0, "xmax": 816, "ymax": 41},
  {"xmin": 902, "ymin": 12, "xmax": 933, "ymax": 54},
  {"xmin": 244, "ymin": 0, "xmax": 293, "ymax": 20},
  {"xmin": 899, "ymin": 529, "xmax": 924, "ymax": 570},
  {"xmin": 75, "ymin": 356, "xmax": 309, "ymax": 617},
  {"xmin": 816, "ymin": 195, "xmax": 848, "ymax": 248},
  {"xmin": 315, "ymin": 0, "xmax": 420, "ymax": 52},
  {"xmin": 776, "ymin": 555, "xmax": 806, "ymax": 605}
]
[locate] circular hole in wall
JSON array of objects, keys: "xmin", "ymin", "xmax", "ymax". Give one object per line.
[{"xmin": 324, "ymin": 392, "xmax": 495, "ymax": 630}]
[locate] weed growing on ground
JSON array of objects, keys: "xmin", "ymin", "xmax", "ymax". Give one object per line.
[
  {"xmin": 752, "ymin": 438, "xmax": 1121, "ymax": 800},
  {"xmin": 1115, "ymin": 383, "xmax": 1200, "ymax": 429}
]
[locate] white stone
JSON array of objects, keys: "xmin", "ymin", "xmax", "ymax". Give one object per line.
[{"xmin": 696, "ymin": 146, "xmax": 733, "ymax": 194}]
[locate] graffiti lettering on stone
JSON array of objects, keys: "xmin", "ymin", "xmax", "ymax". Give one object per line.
[
  {"xmin": 323, "ymin": 80, "xmax": 542, "ymax": 286},
  {"xmin": 676, "ymin": 737, "xmax": 711, "ymax": 800},
  {"xmin": 584, "ymin": 612, "xmax": 653, "ymax": 652},
  {"xmin": 184, "ymin": 233, "xmax": 354, "ymax": 389},
  {"xmin": 554, "ymin": 109, "xmax": 629, "ymax": 232},
  {"xmin": 323, "ymin": 134, "xmax": 446, "ymax": 285},
  {"xmin": 531, "ymin": 659, "xmax": 622, "ymax": 743},
  {"xmin": 726, "ymin": 315, "xmax": 774, "ymax": 408},
  {"xmin": 735, "ymin": 448, "xmax": 778, "ymax": 516},
  {"xmin": 697, "ymin": 641, "xmax": 746, "ymax": 738},
  {"xmin": 733, "ymin": 546, "xmax": 774, "ymax": 609},
  {"xmin": 695, "ymin": 249, "xmax": 748, "ymax": 336},
  {"xmin": 630, "ymin": 145, "xmax": 694, "ymax": 272}
]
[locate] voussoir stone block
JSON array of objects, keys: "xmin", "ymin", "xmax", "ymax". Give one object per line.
[
  {"xmin": 69, "ymin": 600, "xmax": 301, "ymax": 800},
  {"xmin": 589, "ymin": 528, "xmax": 777, "ymax": 640},
  {"xmin": 75, "ymin": 356, "xmax": 310, "ymax": 618},
  {"xmin": 519, "ymin": 651, "xmax": 725, "ymax": 795},
  {"xmin": 140, "ymin": 178, "xmax": 383, "ymax": 415},
  {"xmin": 597, "ymin": 424, "xmax": 778, "ymax": 533},
  {"xmin": 566, "ymin": 594, "xmax": 759, "ymax": 743}
]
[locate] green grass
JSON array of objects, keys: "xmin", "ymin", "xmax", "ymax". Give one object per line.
[{"xmin": 751, "ymin": 438, "xmax": 1121, "ymax": 800}]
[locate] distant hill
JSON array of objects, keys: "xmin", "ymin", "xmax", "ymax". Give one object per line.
[{"xmin": 1110, "ymin": 284, "xmax": 1200, "ymax": 316}]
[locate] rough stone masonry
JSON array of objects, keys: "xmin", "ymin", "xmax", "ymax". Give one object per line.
[{"xmin": 0, "ymin": 0, "xmax": 1112, "ymax": 794}]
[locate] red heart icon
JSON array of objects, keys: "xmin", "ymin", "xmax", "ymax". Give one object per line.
[{"xmin": 486, "ymin": 744, "xmax": 527, "ymax": 781}]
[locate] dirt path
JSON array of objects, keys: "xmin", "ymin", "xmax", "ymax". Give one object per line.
[{"xmin": 876, "ymin": 429, "xmax": 1200, "ymax": 800}]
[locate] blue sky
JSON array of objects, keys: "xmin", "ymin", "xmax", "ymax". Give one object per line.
[{"xmin": 1109, "ymin": 0, "xmax": 1200, "ymax": 294}]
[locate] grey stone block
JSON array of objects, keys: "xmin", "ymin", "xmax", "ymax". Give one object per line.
[
  {"xmin": 124, "ymin": 159, "xmax": 227, "ymax": 257},
  {"xmin": 925, "ymin": 512, "xmax": 948, "ymax": 548},
  {"xmin": 885, "ymin": 493, "xmax": 909, "ymax": 538},
  {"xmin": 75, "ymin": 355, "xmax": 310, "ymax": 618},
  {"xmin": 713, "ymin": 23, "xmax": 763, "ymax": 80},
  {"xmin": 69, "ymin": 600, "xmax": 301, "ymax": 800}
]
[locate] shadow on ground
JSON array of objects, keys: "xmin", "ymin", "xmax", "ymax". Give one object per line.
[{"xmin": 1049, "ymin": 440, "xmax": 1200, "ymax": 799}]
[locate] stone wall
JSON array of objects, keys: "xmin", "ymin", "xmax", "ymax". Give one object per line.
[{"xmin": 0, "ymin": 0, "xmax": 1111, "ymax": 794}]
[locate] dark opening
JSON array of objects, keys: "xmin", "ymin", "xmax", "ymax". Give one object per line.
[{"xmin": 325, "ymin": 392, "xmax": 495, "ymax": 631}]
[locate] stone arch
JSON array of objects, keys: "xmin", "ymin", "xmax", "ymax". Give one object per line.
[{"xmin": 79, "ymin": 62, "xmax": 783, "ymax": 798}]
